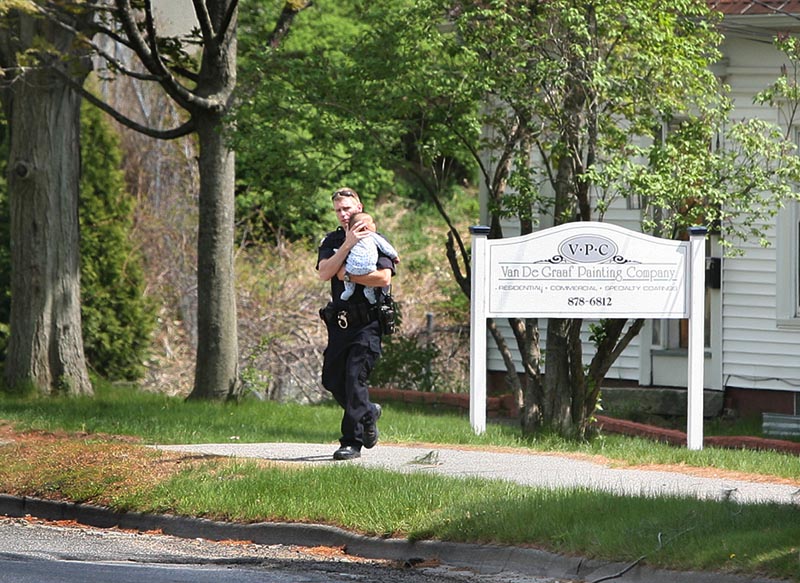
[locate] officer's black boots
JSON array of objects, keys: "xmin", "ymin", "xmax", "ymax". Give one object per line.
[
  {"xmin": 363, "ymin": 403, "xmax": 382, "ymax": 449},
  {"xmin": 333, "ymin": 445, "xmax": 361, "ymax": 460}
]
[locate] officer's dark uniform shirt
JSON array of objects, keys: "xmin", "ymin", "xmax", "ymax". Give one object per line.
[{"xmin": 317, "ymin": 227, "xmax": 396, "ymax": 306}]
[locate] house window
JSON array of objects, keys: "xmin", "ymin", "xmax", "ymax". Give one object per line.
[
  {"xmin": 652, "ymin": 237, "xmax": 713, "ymax": 350},
  {"xmin": 776, "ymin": 200, "xmax": 800, "ymax": 326}
]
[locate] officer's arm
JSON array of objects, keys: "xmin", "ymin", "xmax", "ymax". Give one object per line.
[
  {"xmin": 318, "ymin": 221, "xmax": 370, "ymax": 281},
  {"xmin": 348, "ymin": 267, "xmax": 392, "ymax": 288},
  {"xmin": 318, "ymin": 247, "xmax": 350, "ymax": 282}
]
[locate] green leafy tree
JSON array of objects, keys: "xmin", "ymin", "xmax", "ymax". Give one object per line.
[
  {"xmin": 290, "ymin": 0, "xmax": 800, "ymax": 438},
  {"xmin": 234, "ymin": 0, "xmax": 475, "ymax": 242},
  {"xmin": 234, "ymin": 1, "xmax": 396, "ymax": 242},
  {"xmin": 79, "ymin": 101, "xmax": 155, "ymax": 381},
  {"xmin": 420, "ymin": 0, "xmax": 800, "ymax": 438}
]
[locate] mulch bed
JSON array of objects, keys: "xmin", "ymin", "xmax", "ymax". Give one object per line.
[{"xmin": 594, "ymin": 415, "xmax": 800, "ymax": 455}]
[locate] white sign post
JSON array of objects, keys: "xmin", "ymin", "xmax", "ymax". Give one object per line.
[{"xmin": 469, "ymin": 222, "xmax": 707, "ymax": 450}]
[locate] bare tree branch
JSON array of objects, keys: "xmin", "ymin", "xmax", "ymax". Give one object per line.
[
  {"xmin": 114, "ymin": 0, "xmax": 208, "ymax": 111},
  {"xmin": 191, "ymin": 0, "xmax": 216, "ymax": 44},
  {"xmin": 143, "ymin": 0, "xmax": 162, "ymax": 60},
  {"xmin": 268, "ymin": 1, "xmax": 312, "ymax": 49},
  {"xmin": 216, "ymin": 0, "xmax": 239, "ymax": 45},
  {"xmin": 32, "ymin": 3, "xmax": 163, "ymax": 83},
  {"xmin": 56, "ymin": 66, "xmax": 196, "ymax": 140}
]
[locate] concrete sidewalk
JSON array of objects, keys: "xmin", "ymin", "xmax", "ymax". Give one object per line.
[{"xmin": 156, "ymin": 441, "xmax": 800, "ymax": 505}]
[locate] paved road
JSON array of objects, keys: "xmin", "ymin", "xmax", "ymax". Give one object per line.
[
  {"xmin": 0, "ymin": 516, "xmax": 561, "ymax": 583},
  {"xmin": 156, "ymin": 441, "xmax": 800, "ymax": 505}
]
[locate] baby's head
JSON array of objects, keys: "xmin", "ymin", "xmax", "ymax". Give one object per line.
[{"xmin": 349, "ymin": 212, "xmax": 376, "ymax": 232}]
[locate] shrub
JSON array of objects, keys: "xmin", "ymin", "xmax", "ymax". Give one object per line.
[
  {"xmin": 78, "ymin": 102, "xmax": 156, "ymax": 380},
  {"xmin": 372, "ymin": 332, "xmax": 441, "ymax": 392}
]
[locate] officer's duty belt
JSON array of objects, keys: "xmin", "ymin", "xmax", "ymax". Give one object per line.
[{"xmin": 319, "ymin": 302, "xmax": 377, "ymax": 330}]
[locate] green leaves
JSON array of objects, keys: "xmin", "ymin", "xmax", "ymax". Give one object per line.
[
  {"xmin": 78, "ymin": 101, "xmax": 156, "ymax": 380},
  {"xmin": 233, "ymin": 1, "xmax": 400, "ymax": 240},
  {"xmin": 0, "ymin": 1, "xmax": 35, "ymax": 17}
]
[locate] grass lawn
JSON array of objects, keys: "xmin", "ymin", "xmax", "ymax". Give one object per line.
[{"xmin": 0, "ymin": 383, "xmax": 798, "ymax": 581}]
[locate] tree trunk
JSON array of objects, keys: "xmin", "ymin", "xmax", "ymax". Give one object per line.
[
  {"xmin": 542, "ymin": 317, "xmax": 574, "ymax": 434},
  {"xmin": 1, "ymin": 12, "xmax": 92, "ymax": 396},
  {"xmin": 522, "ymin": 38, "xmax": 591, "ymax": 438},
  {"xmin": 187, "ymin": 112, "xmax": 240, "ymax": 400},
  {"xmin": 186, "ymin": 1, "xmax": 240, "ymax": 400}
]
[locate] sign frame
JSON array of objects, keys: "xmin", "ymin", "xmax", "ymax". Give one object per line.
[{"xmin": 469, "ymin": 222, "xmax": 707, "ymax": 450}]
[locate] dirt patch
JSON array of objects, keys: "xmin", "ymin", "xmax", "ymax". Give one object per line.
[
  {"xmin": 0, "ymin": 422, "xmax": 142, "ymax": 445},
  {"xmin": 0, "ymin": 422, "xmax": 204, "ymax": 505}
]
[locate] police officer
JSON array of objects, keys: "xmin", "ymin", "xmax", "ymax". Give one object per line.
[{"xmin": 317, "ymin": 187, "xmax": 396, "ymax": 460}]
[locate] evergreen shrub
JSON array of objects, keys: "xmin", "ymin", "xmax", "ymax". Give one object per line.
[{"xmin": 77, "ymin": 103, "xmax": 156, "ymax": 380}]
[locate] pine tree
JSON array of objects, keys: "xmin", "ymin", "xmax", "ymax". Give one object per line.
[{"xmin": 78, "ymin": 102, "xmax": 156, "ymax": 381}]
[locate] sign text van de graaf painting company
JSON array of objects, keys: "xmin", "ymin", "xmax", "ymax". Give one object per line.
[{"xmin": 488, "ymin": 222, "xmax": 689, "ymax": 318}]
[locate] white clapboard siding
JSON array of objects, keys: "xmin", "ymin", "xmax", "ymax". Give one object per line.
[
  {"xmin": 599, "ymin": 208, "xmax": 643, "ymax": 234},
  {"xmin": 714, "ymin": 47, "xmax": 800, "ymax": 394},
  {"xmin": 719, "ymin": 178, "xmax": 800, "ymax": 391},
  {"xmin": 724, "ymin": 293, "xmax": 777, "ymax": 309}
]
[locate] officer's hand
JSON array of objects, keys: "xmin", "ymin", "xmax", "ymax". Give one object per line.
[{"xmin": 345, "ymin": 220, "xmax": 369, "ymax": 247}]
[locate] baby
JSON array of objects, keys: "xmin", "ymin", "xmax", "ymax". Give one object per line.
[{"xmin": 341, "ymin": 212, "xmax": 399, "ymax": 304}]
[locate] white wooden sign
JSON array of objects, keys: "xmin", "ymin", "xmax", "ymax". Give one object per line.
[
  {"xmin": 470, "ymin": 222, "xmax": 707, "ymax": 450},
  {"xmin": 487, "ymin": 223, "xmax": 689, "ymax": 318}
]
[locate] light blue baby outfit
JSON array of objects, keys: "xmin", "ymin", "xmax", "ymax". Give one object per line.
[{"xmin": 341, "ymin": 233, "xmax": 399, "ymax": 304}]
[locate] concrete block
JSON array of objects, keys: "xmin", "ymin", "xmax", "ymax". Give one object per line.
[{"xmin": 600, "ymin": 386, "xmax": 724, "ymax": 418}]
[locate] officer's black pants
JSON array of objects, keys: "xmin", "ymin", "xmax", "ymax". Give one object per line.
[{"xmin": 322, "ymin": 319, "xmax": 382, "ymax": 448}]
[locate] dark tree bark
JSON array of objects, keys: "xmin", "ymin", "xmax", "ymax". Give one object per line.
[
  {"xmin": 190, "ymin": 109, "xmax": 240, "ymax": 399},
  {"xmin": 0, "ymin": 9, "xmax": 93, "ymax": 395}
]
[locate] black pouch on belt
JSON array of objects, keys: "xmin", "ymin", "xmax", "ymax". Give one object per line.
[
  {"xmin": 320, "ymin": 303, "xmax": 373, "ymax": 330},
  {"xmin": 376, "ymin": 293, "xmax": 397, "ymax": 335},
  {"xmin": 319, "ymin": 304, "xmax": 336, "ymax": 324}
]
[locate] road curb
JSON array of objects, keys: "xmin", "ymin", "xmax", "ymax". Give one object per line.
[{"xmin": 0, "ymin": 494, "xmax": 786, "ymax": 583}]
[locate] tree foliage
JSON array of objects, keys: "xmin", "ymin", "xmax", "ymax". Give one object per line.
[
  {"xmin": 79, "ymin": 101, "xmax": 156, "ymax": 381},
  {"xmin": 428, "ymin": 0, "xmax": 800, "ymax": 438},
  {"xmin": 234, "ymin": 1, "xmax": 397, "ymax": 242},
  {"xmin": 241, "ymin": 0, "xmax": 800, "ymax": 438},
  {"xmin": 234, "ymin": 0, "xmax": 477, "ymax": 242}
]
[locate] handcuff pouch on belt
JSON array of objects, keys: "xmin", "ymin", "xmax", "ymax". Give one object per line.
[
  {"xmin": 319, "ymin": 303, "xmax": 375, "ymax": 330},
  {"xmin": 319, "ymin": 294, "xmax": 397, "ymax": 335}
]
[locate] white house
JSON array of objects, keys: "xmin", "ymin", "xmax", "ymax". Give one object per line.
[
  {"xmin": 710, "ymin": 0, "xmax": 800, "ymax": 416},
  {"xmin": 483, "ymin": 0, "xmax": 800, "ymax": 419}
]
